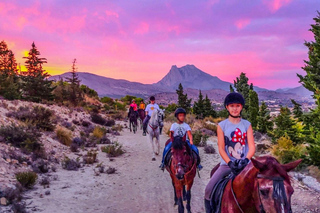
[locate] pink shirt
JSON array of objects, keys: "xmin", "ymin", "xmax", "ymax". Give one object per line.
[{"xmin": 130, "ymin": 103, "xmax": 138, "ymax": 111}]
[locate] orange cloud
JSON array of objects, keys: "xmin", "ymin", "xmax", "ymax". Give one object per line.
[{"xmin": 235, "ymin": 19, "xmax": 251, "ymax": 29}]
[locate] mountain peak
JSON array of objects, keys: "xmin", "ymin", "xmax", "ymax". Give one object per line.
[{"xmin": 155, "ymin": 64, "xmax": 230, "ymax": 90}]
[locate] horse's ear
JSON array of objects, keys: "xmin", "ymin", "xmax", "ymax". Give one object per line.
[
  {"xmin": 251, "ymin": 158, "xmax": 267, "ymax": 172},
  {"xmin": 282, "ymin": 159, "xmax": 302, "ymax": 172}
]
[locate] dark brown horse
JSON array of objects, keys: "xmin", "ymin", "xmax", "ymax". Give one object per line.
[
  {"xmin": 165, "ymin": 137, "xmax": 197, "ymax": 213},
  {"xmin": 138, "ymin": 109, "xmax": 145, "ymax": 129},
  {"xmin": 210, "ymin": 156, "xmax": 301, "ymax": 213},
  {"xmin": 128, "ymin": 106, "xmax": 138, "ymax": 133}
]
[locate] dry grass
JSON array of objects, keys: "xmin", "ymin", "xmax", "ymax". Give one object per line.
[
  {"xmin": 93, "ymin": 126, "xmax": 105, "ymax": 139},
  {"xmin": 56, "ymin": 127, "xmax": 72, "ymax": 146}
]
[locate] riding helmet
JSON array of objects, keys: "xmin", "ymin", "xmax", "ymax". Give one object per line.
[
  {"xmin": 174, "ymin": 108, "xmax": 186, "ymax": 118},
  {"xmin": 150, "ymin": 96, "xmax": 155, "ymax": 101},
  {"xmin": 224, "ymin": 92, "xmax": 245, "ymax": 108}
]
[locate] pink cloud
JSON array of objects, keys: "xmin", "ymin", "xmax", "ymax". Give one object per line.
[
  {"xmin": 134, "ymin": 22, "xmax": 149, "ymax": 35},
  {"xmin": 263, "ymin": 0, "xmax": 292, "ymax": 12},
  {"xmin": 105, "ymin": 10, "xmax": 119, "ymax": 18},
  {"xmin": 235, "ymin": 19, "xmax": 251, "ymax": 29}
]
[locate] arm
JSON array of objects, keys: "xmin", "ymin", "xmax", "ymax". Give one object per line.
[
  {"xmin": 245, "ymin": 125, "xmax": 255, "ymax": 159},
  {"xmin": 187, "ymin": 130, "xmax": 193, "ymax": 145},
  {"xmin": 217, "ymin": 125, "xmax": 230, "ymax": 164}
]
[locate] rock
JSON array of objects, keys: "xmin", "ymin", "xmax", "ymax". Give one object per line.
[
  {"xmin": 254, "ymin": 132, "xmax": 263, "ymax": 142},
  {"xmin": 45, "ymin": 190, "xmax": 50, "ymax": 195},
  {"xmin": 6, "ymin": 158, "xmax": 11, "ymax": 163},
  {"xmin": 0, "ymin": 197, "xmax": 7, "ymax": 206},
  {"xmin": 12, "ymin": 159, "xmax": 19, "ymax": 164}
]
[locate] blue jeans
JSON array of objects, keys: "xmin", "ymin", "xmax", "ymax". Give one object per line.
[{"xmin": 161, "ymin": 140, "xmax": 200, "ymax": 164}]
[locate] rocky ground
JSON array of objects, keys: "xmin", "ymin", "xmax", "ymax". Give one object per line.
[{"xmin": 0, "ymin": 100, "xmax": 319, "ymax": 213}]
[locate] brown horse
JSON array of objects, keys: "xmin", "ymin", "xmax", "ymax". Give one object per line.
[
  {"xmin": 210, "ymin": 156, "xmax": 301, "ymax": 213},
  {"xmin": 165, "ymin": 137, "xmax": 197, "ymax": 213},
  {"xmin": 138, "ymin": 109, "xmax": 145, "ymax": 129}
]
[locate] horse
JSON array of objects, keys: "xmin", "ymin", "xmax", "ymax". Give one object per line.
[
  {"xmin": 165, "ymin": 137, "xmax": 197, "ymax": 213},
  {"xmin": 138, "ymin": 109, "xmax": 145, "ymax": 129},
  {"xmin": 128, "ymin": 106, "xmax": 138, "ymax": 134},
  {"xmin": 209, "ymin": 156, "xmax": 302, "ymax": 213},
  {"xmin": 146, "ymin": 108, "xmax": 164, "ymax": 161}
]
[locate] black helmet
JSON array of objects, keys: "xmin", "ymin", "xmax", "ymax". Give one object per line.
[
  {"xmin": 150, "ymin": 96, "xmax": 155, "ymax": 101},
  {"xmin": 174, "ymin": 108, "xmax": 186, "ymax": 117},
  {"xmin": 224, "ymin": 92, "xmax": 245, "ymax": 107}
]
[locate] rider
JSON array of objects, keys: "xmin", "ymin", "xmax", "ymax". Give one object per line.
[
  {"xmin": 128, "ymin": 99, "xmax": 138, "ymax": 117},
  {"xmin": 204, "ymin": 92, "xmax": 255, "ymax": 213},
  {"xmin": 143, "ymin": 96, "xmax": 160, "ymax": 136},
  {"xmin": 159, "ymin": 108, "xmax": 203, "ymax": 171},
  {"xmin": 139, "ymin": 99, "xmax": 146, "ymax": 110}
]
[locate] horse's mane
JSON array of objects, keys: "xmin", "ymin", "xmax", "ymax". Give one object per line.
[{"xmin": 172, "ymin": 137, "xmax": 191, "ymax": 154}]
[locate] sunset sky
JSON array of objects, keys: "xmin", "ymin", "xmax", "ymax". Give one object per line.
[{"xmin": 1, "ymin": 0, "xmax": 318, "ymax": 90}]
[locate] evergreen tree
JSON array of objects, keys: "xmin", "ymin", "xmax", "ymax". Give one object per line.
[
  {"xmin": 0, "ymin": 41, "xmax": 20, "ymax": 99},
  {"xmin": 273, "ymin": 106, "xmax": 301, "ymax": 144},
  {"xmin": 193, "ymin": 90, "xmax": 205, "ymax": 118},
  {"xmin": 257, "ymin": 102, "xmax": 273, "ymax": 134},
  {"xmin": 296, "ymin": 12, "xmax": 320, "ymax": 166},
  {"xmin": 203, "ymin": 95, "xmax": 217, "ymax": 118},
  {"xmin": 291, "ymin": 99, "xmax": 303, "ymax": 121},
  {"xmin": 66, "ymin": 59, "xmax": 83, "ymax": 106},
  {"xmin": 248, "ymin": 90, "xmax": 259, "ymax": 129},
  {"xmin": 176, "ymin": 83, "xmax": 192, "ymax": 113},
  {"xmin": 234, "ymin": 72, "xmax": 250, "ymax": 109},
  {"xmin": 21, "ymin": 42, "xmax": 55, "ymax": 102},
  {"xmin": 229, "ymin": 85, "xmax": 234, "ymax": 92}
]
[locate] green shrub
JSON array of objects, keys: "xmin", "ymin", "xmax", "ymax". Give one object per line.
[
  {"xmin": 101, "ymin": 142, "xmax": 125, "ymax": 157},
  {"xmin": 83, "ymin": 150, "xmax": 98, "ymax": 164},
  {"xmin": 61, "ymin": 156, "xmax": 80, "ymax": 171},
  {"xmin": 111, "ymin": 124, "xmax": 123, "ymax": 132},
  {"xmin": 203, "ymin": 122, "xmax": 217, "ymax": 134},
  {"xmin": 15, "ymin": 171, "xmax": 38, "ymax": 189},
  {"xmin": 192, "ymin": 130, "xmax": 208, "ymax": 147},
  {"xmin": 91, "ymin": 113, "xmax": 106, "ymax": 125},
  {"xmin": 0, "ymin": 124, "xmax": 43, "ymax": 154},
  {"xmin": 6, "ymin": 106, "xmax": 56, "ymax": 131},
  {"xmin": 56, "ymin": 127, "xmax": 72, "ymax": 146},
  {"xmin": 204, "ymin": 145, "xmax": 216, "ymax": 154},
  {"xmin": 271, "ymin": 136, "xmax": 306, "ymax": 166}
]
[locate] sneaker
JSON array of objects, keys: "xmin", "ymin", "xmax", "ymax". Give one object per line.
[{"xmin": 197, "ymin": 164, "xmax": 203, "ymax": 171}]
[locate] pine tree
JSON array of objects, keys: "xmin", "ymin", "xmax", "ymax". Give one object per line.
[
  {"xmin": 193, "ymin": 90, "xmax": 204, "ymax": 118},
  {"xmin": 248, "ymin": 90, "xmax": 259, "ymax": 129},
  {"xmin": 203, "ymin": 95, "xmax": 216, "ymax": 118},
  {"xmin": 21, "ymin": 42, "xmax": 55, "ymax": 102},
  {"xmin": 66, "ymin": 59, "xmax": 83, "ymax": 106},
  {"xmin": 257, "ymin": 102, "xmax": 273, "ymax": 134},
  {"xmin": 296, "ymin": 11, "xmax": 320, "ymax": 166},
  {"xmin": 229, "ymin": 85, "xmax": 234, "ymax": 92},
  {"xmin": 176, "ymin": 83, "xmax": 192, "ymax": 113},
  {"xmin": 291, "ymin": 99, "xmax": 303, "ymax": 121},
  {"xmin": 273, "ymin": 106, "xmax": 301, "ymax": 144},
  {"xmin": 0, "ymin": 41, "xmax": 20, "ymax": 99},
  {"xmin": 234, "ymin": 72, "xmax": 250, "ymax": 109}
]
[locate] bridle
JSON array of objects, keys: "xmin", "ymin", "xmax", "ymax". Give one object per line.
[
  {"xmin": 256, "ymin": 174, "xmax": 291, "ymax": 213},
  {"xmin": 170, "ymin": 145, "xmax": 196, "ymax": 180},
  {"xmin": 148, "ymin": 110, "xmax": 163, "ymax": 131},
  {"xmin": 231, "ymin": 173, "xmax": 291, "ymax": 213}
]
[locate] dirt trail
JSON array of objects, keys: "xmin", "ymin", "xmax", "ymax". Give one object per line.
[{"xmin": 26, "ymin": 125, "xmax": 320, "ymax": 213}]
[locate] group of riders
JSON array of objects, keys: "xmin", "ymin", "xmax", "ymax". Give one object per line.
[{"xmin": 128, "ymin": 93, "xmax": 255, "ymax": 213}]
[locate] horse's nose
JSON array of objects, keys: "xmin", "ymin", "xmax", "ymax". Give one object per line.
[
  {"xmin": 176, "ymin": 173, "xmax": 184, "ymax": 180},
  {"xmin": 176, "ymin": 167, "xmax": 185, "ymax": 180}
]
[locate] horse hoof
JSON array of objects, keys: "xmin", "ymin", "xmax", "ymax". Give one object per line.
[
  {"xmin": 155, "ymin": 152, "xmax": 159, "ymax": 156},
  {"xmin": 152, "ymin": 158, "xmax": 156, "ymax": 161}
]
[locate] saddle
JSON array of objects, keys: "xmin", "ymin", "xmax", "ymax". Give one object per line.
[{"xmin": 210, "ymin": 173, "xmax": 235, "ymax": 213}]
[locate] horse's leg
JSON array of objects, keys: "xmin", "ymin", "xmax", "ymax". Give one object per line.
[
  {"xmin": 172, "ymin": 181, "xmax": 178, "ymax": 206},
  {"xmin": 155, "ymin": 134, "xmax": 160, "ymax": 155},
  {"xmin": 129, "ymin": 121, "xmax": 132, "ymax": 132},
  {"xmin": 150, "ymin": 133, "xmax": 156, "ymax": 161},
  {"xmin": 186, "ymin": 181, "xmax": 194, "ymax": 213},
  {"xmin": 176, "ymin": 185, "xmax": 184, "ymax": 213},
  {"xmin": 183, "ymin": 185, "xmax": 186, "ymax": 201}
]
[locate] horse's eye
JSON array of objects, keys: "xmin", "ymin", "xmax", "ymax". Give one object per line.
[{"xmin": 260, "ymin": 189, "xmax": 270, "ymax": 197}]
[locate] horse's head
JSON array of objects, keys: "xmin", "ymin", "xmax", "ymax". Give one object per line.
[
  {"xmin": 251, "ymin": 156, "xmax": 302, "ymax": 213},
  {"xmin": 171, "ymin": 137, "xmax": 192, "ymax": 180}
]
